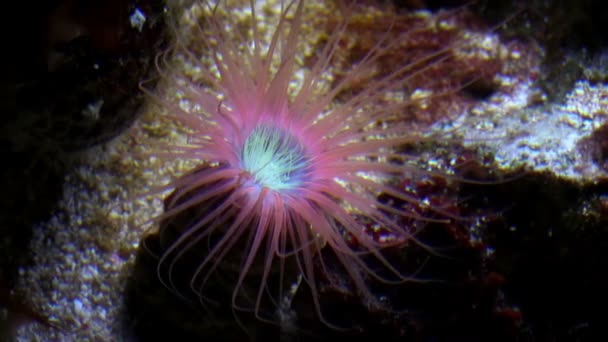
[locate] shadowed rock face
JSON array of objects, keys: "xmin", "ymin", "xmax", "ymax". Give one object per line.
[
  {"xmin": 0, "ymin": 0, "xmax": 166, "ymax": 335},
  {"xmin": 2, "ymin": 0, "xmax": 167, "ymax": 152}
]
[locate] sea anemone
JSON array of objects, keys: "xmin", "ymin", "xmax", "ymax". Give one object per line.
[{"xmin": 140, "ymin": 0, "xmax": 490, "ymax": 330}]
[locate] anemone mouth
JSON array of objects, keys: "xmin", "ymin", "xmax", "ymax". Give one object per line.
[{"xmin": 241, "ymin": 124, "xmax": 311, "ymax": 192}]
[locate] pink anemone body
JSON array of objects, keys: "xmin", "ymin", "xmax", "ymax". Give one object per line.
[{"xmin": 147, "ymin": 0, "xmax": 465, "ymax": 328}]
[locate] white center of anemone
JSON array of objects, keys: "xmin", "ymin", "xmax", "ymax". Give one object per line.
[{"xmin": 241, "ymin": 125, "xmax": 309, "ymax": 191}]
